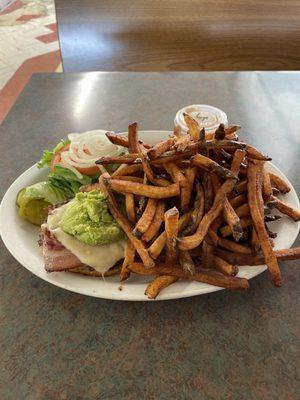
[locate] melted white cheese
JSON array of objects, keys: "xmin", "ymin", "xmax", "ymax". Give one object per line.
[{"xmin": 46, "ymin": 203, "xmax": 126, "ymax": 274}]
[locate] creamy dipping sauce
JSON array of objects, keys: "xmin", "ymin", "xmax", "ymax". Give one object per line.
[{"xmin": 174, "ymin": 104, "xmax": 228, "ymax": 134}]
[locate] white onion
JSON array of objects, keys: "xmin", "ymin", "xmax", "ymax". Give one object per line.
[{"xmin": 58, "ymin": 130, "xmax": 124, "ymax": 178}]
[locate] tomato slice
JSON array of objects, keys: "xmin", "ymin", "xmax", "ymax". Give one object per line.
[
  {"xmin": 50, "ymin": 144, "xmax": 69, "ymax": 173},
  {"xmin": 50, "ymin": 143, "xmax": 99, "ymax": 176}
]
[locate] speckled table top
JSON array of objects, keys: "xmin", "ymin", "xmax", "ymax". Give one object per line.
[{"xmin": 0, "ymin": 72, "xmax": 299, "ymax": 399}]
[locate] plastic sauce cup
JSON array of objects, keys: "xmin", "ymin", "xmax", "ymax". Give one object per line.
[{"xmin": 174, "ymin": 104, "xmax": 228, "ymax": 135}]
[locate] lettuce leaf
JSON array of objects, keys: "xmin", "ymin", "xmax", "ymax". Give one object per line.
[
  {"xmin": 20, "ymin": 167, "xmax": 92, "ymax": 207},
  {"xmin": 37, "ymin": 139, "xmax": 70, "ymax": 168},
  {"xmin": 23, "ymin": 181, "xmax": 70, "ymax": 204},
  {"xmin": 48, "ymin": 165, "xmax": 92, "ymax": 197}
]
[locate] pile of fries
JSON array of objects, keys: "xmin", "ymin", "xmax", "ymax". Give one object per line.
[{"xmin": 82, "ymin": 114, "xmax": 300, "ymax": 299}]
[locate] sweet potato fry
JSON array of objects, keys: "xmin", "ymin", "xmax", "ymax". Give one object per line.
[
  {"xmin": 165, "ymin": 162, "xmax": 189, "ymax": 211},
  {"xmin": 264, "ymin": 214, "xmax": 281, "ymax": 222},
  {"xmin": 272, "ymin": 187, "xmax": 281, "ymax": 195},
  {"xmin": 204, "ymin": 140, "xmax": 246, "ymax": 151},
  {"xmin": 106, "ymin": 132, "xmax": 151, "ymax": 149},
  {"xmin": 274, "ymin": 247, "xmax": 300, "ymax": 261},
  {"xmin": 120, "ymin": 240, "xmax": 136, "ymax": 281},
  {"xmin": 151, "ymin": 149, "xmax": 197, "ymax": 165},
  {"xmin": 149, "ymin": 212, "xmax": 192, "ymax": 259},
  {"xmin": 251, "ymin": 227, "xmax": 260, "ymax": 252},
  {"xmin": 105, "ymin": 132, "xmax": 130, "ymax": 148},
  {"xmin": 256, "ymin": 165, "xmax": 265, "ymax": 219},
  {"xmin": 191, "ymin": 154, "xmax": 237, "ymax": 179},
  {"xmin": 225, "ymin": 125, "xmax": 241, "ymax": 135},
  {"xmin": 164, "ymin": 162, "xmax": 188, "ymax": 187},
  {"xmin": 178, "ymin": 149, "xmax": 246, "ymax": 250},
  {"xmin": 235, "ymin": 203, "xmax": 250, "ymax": 218},
  {"xmin": 145, "ymin": 275, "xmax": 178, "ymax": 299},
  {"xmin": 225, "ymin": 132, "xmax": 239, "ymax": 141},
  {"xmin": 133, "ymin": 198, "xmax": 157, "ymax": 237},
  {"xmin": 262, "ymin": 168, "xmax": 273, "ymax": 200},
  {"xmin": 219, "ymin": 237, "xmax": 252, "ymax": 255},
  {"xmin": 125, "ymin": 193, "xmax": 136, "ymax": 224},
  {"xmin": 182, "ymin": 181, "xmax": 204, "ymax": 235},
  {"xmin": 201, "ymin": 240, "xmax": 215, "ymax": 269},
  {"xmin": 239, "ymin": 163, "xmax": 248, "ymax": 177},
  {"xmin": 210, "ymin": 174, "xmax": 221, "ymax": 194},
  {"xmin": 115, "ymin": 176, "xmax": 144, "ymax": 183},
  {"xmin": 208, "ymin": 229, "xmax": 252, "ymax": 254},
  {"xmin": 214, "ymin": 124, "xmax": 226, "ymax": 140},
  {"xmin": 183, "ymin": 112, "xmax": 200, "ymax": 141},
  {"xmin": 136, "ymin": 174, "xmax": 148, "ymax": 219},
  {"xmin": 142, "ymin": 201, "xmax": 166, "ymax": 242},
  {"xmin": 128, "ymin": 263, "xmax": 249, "ymax": 290},
  {"xmin": 267, "ymin": 195, "xmax": 300, "ymax": 221},
  {"xmin": 235, "ymin": 179, "xmax": 247, "ymax": 194},
  {"xmin": 179, "ymin": 250, "xmax": 195, "ymax": 274},
  {"xmin": 214, "ymin": 256, "xmax": 238, "ymax": 276},
  {"xmin": 99, "ymin": 173, "xmax": 154, "ymax": 268},
  {"xmin": 229, "ymin": 194, "xmax": 247, "ymax": 209},
  {"xmin": 221, "ymin": 149, "xmax": 233, "ymax": 161},
  {"xmin": 147, "ymin": 138, "xmax": 176, "ymax": 159},
  {"xmin": 216, "ymin": 247, "xmax": 300, "ymax": 266},
  {"xmin": 165, "ymin": 207, "xmax": 179, "ymax": 264},
  {"xmin": 174, "ymin": 135, "xmax": 193, "ymax": 152},
  {"xmin": 220, "ymin": 216, "xmax": 252, "ymax": 237},
  {"xmin": 128, "ymin": 122, "xmax": 139, "ymax": 153},
  {"xmin": 151, "ymin": 140, "xmax": 244, "ymax": 166},
  {"xmin": 204, "ymin": 174, "xmax": 214, "ymax": 213},
  {"xmin": 247, "ymin": 161, "xmax": 281, "ymax": 286},
  {"xmin": 96, "ymin": 153, "xmax": 139, "ymax": 165},
  {"xmin": 243, "ymin": 143, "xmax": 272, "ymax": 161},
  {"xmin": 111, "ymin": 163, "xmax": 142, "ymax": 177},
  {"xmin": 269, "ymin": 172, "xmax": 291, "ymax": 194},
  {"xmin": 106, "ymin": 178, "xmax": 180, "ymax": 199},
  {"xmin": 139, "ymin": 145, "xmax": 171, "ymax": 187},
  {"xmin": 180, "ymin": 166, "xmax": 197, "ymax": 212},
  {"xmin": 186, "ymin": 166, "xmax": 198, "ymax": 185},
  {"xmin": 199, "ymin": 127, "xmax": 206, "ymax": 145},
  {"xmin": 223, "ymin": 197, "xmax": 243, "ymax": 241}
]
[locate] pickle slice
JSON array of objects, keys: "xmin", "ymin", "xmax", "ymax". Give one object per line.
[
  {"xmin": 16, "ymin": 188, "xmax": 26, "ymax": 207},
  {"xmin": 18, "ymin": 198, "xmax": 50, "ymax": 226}
]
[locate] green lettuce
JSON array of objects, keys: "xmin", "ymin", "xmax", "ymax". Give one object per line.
[
  {"xmin": 48, "ymin": 165, "xmax": 92, "ymax": 197},
  {"xmin": 37, "ymin": 139, "xmax": 70, "ymax": 168}
]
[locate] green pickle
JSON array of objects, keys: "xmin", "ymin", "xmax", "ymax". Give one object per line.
[
  {"xmin": 17, "ymin": 189, "xmax": 50, "ymax": 225},
  {"xmin": 16, "ymin": 188, "xmax": 26, "ymax": 207}
]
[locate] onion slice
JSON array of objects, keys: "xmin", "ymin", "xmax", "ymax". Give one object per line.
[{"xmin": 58, "ymin": 130, "xmax": 124, "ymax": 178}]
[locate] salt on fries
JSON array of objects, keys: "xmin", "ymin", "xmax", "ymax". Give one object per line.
[{"xmin": 80, "ymin": 119, "xmax": 300, "ymax": 298}]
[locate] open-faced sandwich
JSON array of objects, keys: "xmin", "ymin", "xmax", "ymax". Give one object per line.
[
  {"xmin": 16, "ymin": 116, "xmax": 300, "ymax": 299},
  {"xmin": 40, "ymin": 191, "xmax": 126, "ymax": 276}
]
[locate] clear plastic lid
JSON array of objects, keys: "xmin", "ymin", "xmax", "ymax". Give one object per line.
[{"xmin": 174, "ymin": 104, "xmax": 228, "ymax": 133}]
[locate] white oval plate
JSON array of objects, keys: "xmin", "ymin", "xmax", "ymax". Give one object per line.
[{"xmin": 0, "ymin": 131, "xmax": 299, "ymax": 301}]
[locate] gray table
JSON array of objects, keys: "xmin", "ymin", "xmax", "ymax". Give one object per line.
[{"xmin": 1, "ymin": 72, "xmax": 299, "ymax": 399}]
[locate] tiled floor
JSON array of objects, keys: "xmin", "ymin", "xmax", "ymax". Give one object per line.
[{"xmin": 0, "ymin": 0, "xmax": 62, "ymax": 123}]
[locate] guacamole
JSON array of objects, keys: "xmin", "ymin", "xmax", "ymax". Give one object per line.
[{"xmin": 59, "ymin": 190, "xmax": 123, "ymax": 246}]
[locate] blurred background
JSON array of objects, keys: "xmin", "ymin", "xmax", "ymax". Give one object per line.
[{"xmin": 1, "ymin": 0, "xmax": 299, "ymax": 122}]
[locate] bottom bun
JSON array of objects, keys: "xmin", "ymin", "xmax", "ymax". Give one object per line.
[{"xmin": 69, "ymin": 262, "xmax": 122, "ymax": 277}]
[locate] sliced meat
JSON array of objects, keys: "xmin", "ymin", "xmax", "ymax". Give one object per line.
[
  {"xmin": 41, "ymin": 225, "xmax": 84, "ymax": 272},
  {"xmin": 40, "ymin": 225, "xmax": 123, "ymax": 275}
]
